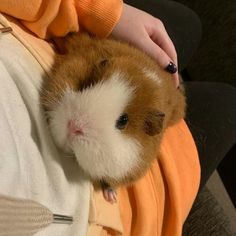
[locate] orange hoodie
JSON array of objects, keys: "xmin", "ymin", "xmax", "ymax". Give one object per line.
[
  {"xmin": 0, "ymin": 2, "xmax": 200, "ymax": 235},
  {"xmin": 0, "ymin": 0, "xmax": 123, "ymax": 38}
]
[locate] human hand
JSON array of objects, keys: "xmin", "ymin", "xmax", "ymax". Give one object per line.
[{"xmin": 111, "ymin": 3, "xmax": 179, "ymax": 88}]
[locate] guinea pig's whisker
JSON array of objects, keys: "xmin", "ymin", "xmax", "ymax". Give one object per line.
[{"xmin": 41, "ymin": 91, "xmax": 61, "ymax": 107}]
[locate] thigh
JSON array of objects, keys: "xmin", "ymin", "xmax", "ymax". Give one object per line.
[
  {"xmin": 184, "ymin": 82, "xmax": 236, "ymax": 189},
  {"xmin": 124, "ymin": 0, "xmax": 202, "ymax": 71}
]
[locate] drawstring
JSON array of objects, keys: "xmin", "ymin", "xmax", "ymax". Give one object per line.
[
  {"xmin": 0, "ymin": 26, "xmax": 13, "ymax": 37},
  {"xmin": 0, "ymin": 194, "xmax": 73, "ymax": 236}
]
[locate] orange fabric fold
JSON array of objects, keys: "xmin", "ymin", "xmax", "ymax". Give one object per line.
[{"xmin": 101, "ymin": 119, "xmax": 200, "ymax": 236}]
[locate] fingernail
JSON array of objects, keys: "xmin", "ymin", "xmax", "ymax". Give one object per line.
[{"xmin": 165, "ymin": 62, "xmax": 178, "ymax": 74}]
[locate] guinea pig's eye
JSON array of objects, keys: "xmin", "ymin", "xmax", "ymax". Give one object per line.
[
  {"xmin": 99, "ymin": 59, "xmax": 109, "ymax": 67},
  {"xmin": 116, "ymin": 114, "xmax": 129, "ymax": 130}
]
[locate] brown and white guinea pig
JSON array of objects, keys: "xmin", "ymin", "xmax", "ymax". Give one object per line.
[{"xmin": 40, "ymin": 33, "xmax": 185, "ymax": 188}]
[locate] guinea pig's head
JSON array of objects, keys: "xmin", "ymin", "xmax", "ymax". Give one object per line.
[{"xmin": 41, "ymin": 45, "xmax": 166, "ymax": 185}]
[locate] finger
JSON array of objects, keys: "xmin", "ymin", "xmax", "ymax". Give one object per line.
[
  {"xmin": 138, "ymin": 35, "xmax": 178, "ymax": 83},
  {"xmin": 146, "ymin": 20, "xmax": 180, "ymax": 87},
  {"xmin": 139, "ymin": 35, "xmax": 170, "ymax": 67},
  {"xmin": 173, "ymin": 71, "xmax": 180, "ymax": 88},
  {"xmin": 148, "ymin": 19, "xmax": 178, "ymax": 66}
]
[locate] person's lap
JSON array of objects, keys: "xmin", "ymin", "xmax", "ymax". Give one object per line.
[
  {"xmin": 125, "ymin": 0, "xmax": 236, "ymax": 190},
  {"xmin": 185, "ymin": 82, "xmax": 236, "ymax": 189}
]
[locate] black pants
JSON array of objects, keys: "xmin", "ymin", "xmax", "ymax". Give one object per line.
[{"xmin": 125, "ymin": 0, "xmax": 236, "ymax": 192}]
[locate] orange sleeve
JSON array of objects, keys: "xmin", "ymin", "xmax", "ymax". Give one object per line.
[
  {"xmin": 0, "ymin": 0, "xmax": 123, "ymax": 38},
  {"xmin": 75, "ymin": 0, "xmax": 123, "ymax": 38}
]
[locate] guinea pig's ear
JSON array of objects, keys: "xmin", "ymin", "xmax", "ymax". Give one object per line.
[
  {"xmin": 52, "ymin": 33, "xmax": 92, "ymax": 55},
  {"xmin": 144, "ymin": 110, "xmax": 165, "ymax": 136}
]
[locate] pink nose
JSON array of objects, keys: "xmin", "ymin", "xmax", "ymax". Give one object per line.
[{"xmin": 67, "ymin": 120, "xmax": 84, "ymax": 136}]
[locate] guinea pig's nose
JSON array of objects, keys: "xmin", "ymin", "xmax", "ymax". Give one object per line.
[{"xmin": 67, "ymin": 120, "xmax": 84, "ymax": 136}]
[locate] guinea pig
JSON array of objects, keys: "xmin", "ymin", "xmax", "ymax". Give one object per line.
[{"xmin": 40, "ymin": 33, "xmax": 185, "ymax": 200}]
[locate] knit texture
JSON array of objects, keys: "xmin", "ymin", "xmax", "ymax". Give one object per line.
[
  {"xmin": 183, "ymin": 187, "xmax": 233, "ymax": 236},
  {"xmin": 0, "ymin": 0, "xmax": 123, "ymax": 38}
]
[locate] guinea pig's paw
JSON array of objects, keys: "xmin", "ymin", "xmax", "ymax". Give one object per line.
[
  {"xmin": 102, "ymin": 187, "xmax": 117, "ymax": 204},
  {"xmin": 100, "ymin": 181, "xmax": 117, "ymax": 204}
]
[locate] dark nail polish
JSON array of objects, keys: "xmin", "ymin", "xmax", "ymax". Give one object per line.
[{"xmin": 165, "ymin": 62, "xmax": 178, "ymax": 74}]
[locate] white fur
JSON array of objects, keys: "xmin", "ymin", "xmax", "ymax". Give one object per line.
[
  {"xmin": 48, "ymin": 72, "xmax": 143, "ymax": 180},
  {"xmin": 143, "ymin": 68, "xmax": 162, "ymax": 85}
]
